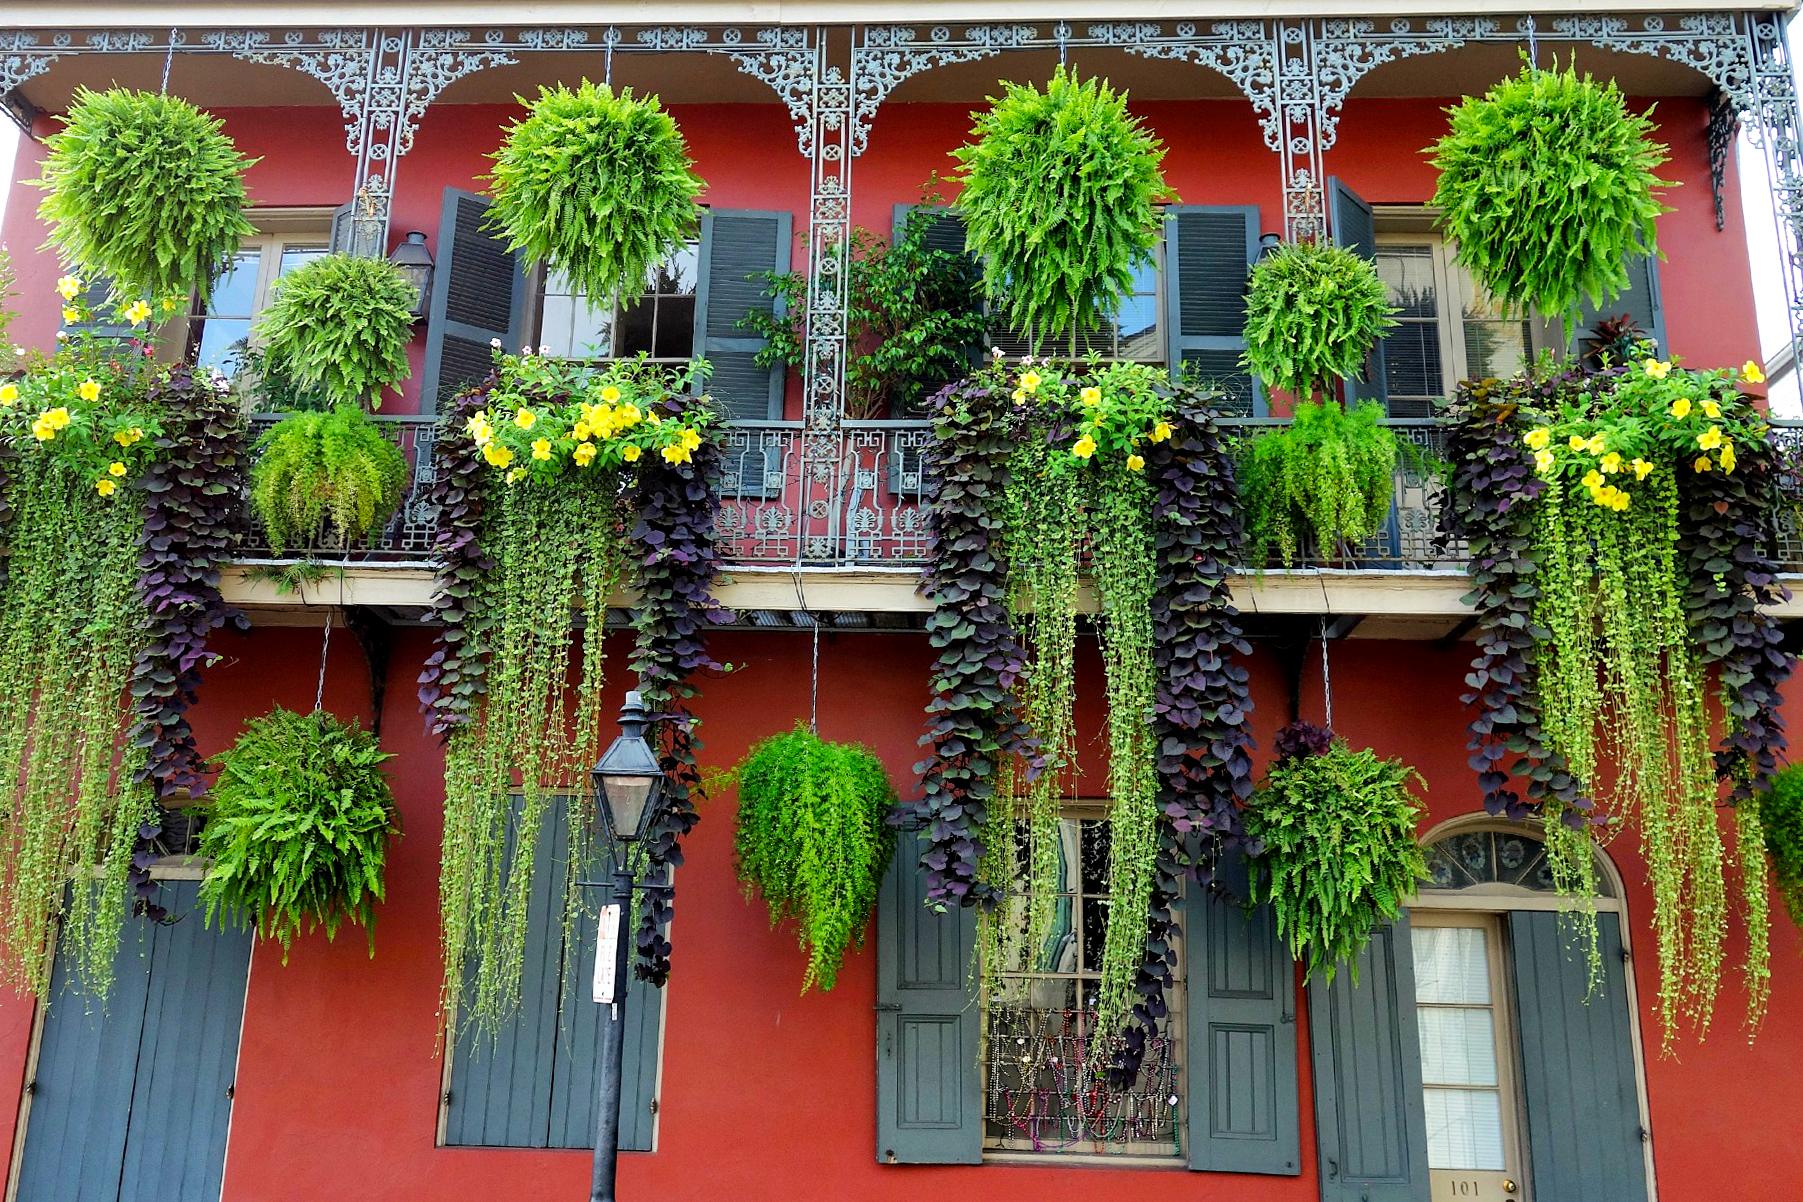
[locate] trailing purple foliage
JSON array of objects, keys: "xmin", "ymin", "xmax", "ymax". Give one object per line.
[
  {"xmin": 417, "ymin": 376, "xmax": 498, "ymax": 736},
  {"xmin": 1271, "ymin": 720, "xmax": 1333, "ymax": 765}
]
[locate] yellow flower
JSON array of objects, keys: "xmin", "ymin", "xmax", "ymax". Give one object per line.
[
  {"xmin": 1701, "ymin": 399, "xmax": 1722, "ymax": 419},
  {"xmin": 573, "ymin": 442, "xmax": 597, "ymax": 467},
  {"xmin": 1568, "ymin": 435, "xmax": 1588, "ymax": 452},
  {"xmin": 1720, "ymin": 441, "xmax": 1737, "ymax": 473},
  {"xmin": 531, "ymin": 438, "xmax": 553, "ymax": 461},
  {"xmin": 123, "ymin": 299, "xmax": 152, "ymax": 325},
  {"xmin": 618, "ymin": 404, "xmax": 641, "ymax": 427},
  {"xmin": 680, "ymin": 428, "xmax": 703, "ymax": 453},
  {"xmin": 1125, "ymin": 453, "xmax": 1145, "ymax": 472},
  {"xmin": 1150, "ymin": 420, "xmax": 1173, "ymax": 443},
  {"xmin": 107, "ymin": 461, "xmax": 127, "ymax": 478},
  {"xmin": 55, "ymin": 275, "xmax": 81, "ymax": 301},
  {"xmin": 95, "ymin": 478, "xmax": 116, "ymax": 497},
  {"xmin": 1020, "ymin": 370, "xmax": 1042, "ymax": 394},
  {"xmin": 62, "ymin": 308, "xmax": 81, "ymax": 324},
  {"xmin": 114, "ymin": 426, "xmax": 144, "ymax": 447},
  {"xmin": 1632, "ymin": 458, "xmax": 1654, "ymax": 481},
  {"xmin": 31, "ymin": 418, "xmax": 55, "ymax": 441},
  {"xmin": 600, "ymin": 384, "xmax": 623, "ymax": 403},
  {"xmin": 77, "ymin": 379, "xmax": 101, "ymax": 403},
  {"xmin": 1698, "ymin": 427, "xmax": 1724, "ymax": 451},
  {"xmin": 661, "ymin": 443, "xmax": 693, "ymax": 465},
  {"xmin": 1743, "ymin": 359, "xmax": 1767, "ymax": 384},
  {"xmin": 1012, "ymin": 389, "xmax": 1028, "ymax": 406},
  {"xmin": 622, "ymin": 444, "xmax": 642, "ymax": 462},
  {"xmin": 1670, "ymin": 396, "xmax": 1692, "ymax": 419},
  {"xmin": 1080, "ymin": 387, "xmax": 1101, "ymax": 407},
  {"xmin": 0, "ymin": 384, "xmax": 17, "ymax": 406},
  {"xmin": 1524, "ymin": 427, "xmax": 1551, "ymax": 451},
  {"xmin": 1610, "ymin": 490, "xmax": 1630, "ymax": 511},
  {"xmin": 1694, "ymin": 455, "xmax": 1713, "ymax": 473},
  {"xmin": 1533, "ymin": 448, "xmax": 1555, "ymax": 475},
  {"xmin": 482, "ymin": 443, "xmax": 514, "ymax": 468},
  {"xmin": 1584, "ymin": 433, "xmax": 1607, "ymax": 455},
  {"xmin": 1599, "ymin": 452, "xmax": 1623, "ymax": 474},
  {"xmin": 1071, "ymin": 436, "xmax": 1098, "ymax": 460},
  {"xmin": 505, "ymin": 467, "xmax": 524, "ymax": 485},
  {"xmin": 573, "ymin": 422, "xmax": 593, "ymax": 442},
  {"xmin": 159, "ymin": 296, "xmax": 180, "ymax": 314},
  {"xmin": 1581, "ymin": 469, "xmax": 1604, "ymax": 489},
  {"xmin": 1644, "ymin": 359, "xmax": 1672, "ymax": 380},
  {"xmin": 513, "ymin": 407, "xmax": 537, "ymax": 430},
  {"xmin": 465, "ymin": 413, "xmax": 493, "ymax": 445}
]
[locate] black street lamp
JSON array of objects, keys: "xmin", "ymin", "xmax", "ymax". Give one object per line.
[{"xmin": 586, "ymin": 690, "xmax": 669, "ymax": 1202}]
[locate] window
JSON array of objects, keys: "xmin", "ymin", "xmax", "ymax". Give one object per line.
[
  {"xmin": 1374, "ymin": 233, "xmax": 1533, "ymax": 413},
  {"xmin": 991, "ymin": 253, "xmax": 1162, "ymax": 363},
  {"xmin": 187, "ymin": 235, "xmax": 330, "ymax": 376},
  {"xmin": 537, "ymin": 242, "xmax": 699, "ymax": 362},
  {"xmin": 979, "ymin": 815, "xmax": 1183, "ymax": 1159}
]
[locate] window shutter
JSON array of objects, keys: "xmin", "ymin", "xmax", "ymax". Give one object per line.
[
  {"xmin": 1510, "ymin": 911, "xmax": 1649, "ymax": 1202},
  {"xmin": 1184, "ymin": 852, "xmax": 1302, "ymax": 1175},
  {"xmin": 694, "ymin": 208, "xmax": 791, "ymax": 421},
  {"xmin": 1307, "ymin": 914, "xmax": 1431, "ymax": 1202},
  {"xmin": 1571, "ymin": 254, "xmax": 1667, "ymax": 358},
  {"xmin": 1165, "ymin": 206, "xmax": 1262, "ymax": 415},
  {"xmin": 421, "ymin": 188, "xmax": 525, "ymax": 415},
  {"xmin": 875, "ymin": 827, "xmax": 982, "ymax": 1165},
  {"xmin": 60, "ymin": 276, "xmax": 131, "ymax": 339},
  {"xmin": 1329, "ymin": 178, "xmax": 1391, "ymax": 412}
]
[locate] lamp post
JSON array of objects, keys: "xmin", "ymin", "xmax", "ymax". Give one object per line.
[{"xmin": 587, "ymin": 690, "xmax": 669, "ymax": 1202}]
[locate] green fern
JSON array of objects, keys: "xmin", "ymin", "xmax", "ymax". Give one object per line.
[
  {"xmin": 252, "ymin": 254, "xmax": 417, "ymax": 409},
  {"xmin": 1240, "ymin": 400, "xmax": 1399, "ymax": 566},
  {"xmin": 1243, "ymin": 240, "xmax": 1396, "ymax": 402},
  {"xmin": 250, "ymin": 405, "xmax": 409, "ymax": 555},
  {"xmin": 728, "ymin": 725, "xmax": 898, "ymax": 992},
  {"xmin": 486, "ymin": 81, "xmax": 704, "ymax": 308},
  {"xmin": 1761, "ymin": 766, "xmax": 1803, "ymax": 935},
  {"xmin": 33, "ymin": 87, "xmax": 257, "ymax": 301}
]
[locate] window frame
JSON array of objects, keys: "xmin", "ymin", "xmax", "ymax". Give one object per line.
[
  {"xmin": 527, "ymin": 239, "xmax": 703, "ymax": 367},
  {"xmin": 178, "ymin": 208, "xmax": 335, "ymax": 374}
]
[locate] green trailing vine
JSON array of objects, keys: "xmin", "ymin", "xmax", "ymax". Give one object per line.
[
  {"xmin": 1240, "ymin": 399, "xmax": 1399, "ymax": 566},
  {"xmin": 33, "ymin": 87, "xmax": 256, "ymax": 303},
  {"xmin": 952, "ymin": 69, "xmax": 1172, "ymax": 351},
  {"xmin": 199, "ymin": 708, "xmax": 399, "ymax": 957},
  {"xmin": 1761, "ymin": 765, "xmax": 1803, "ymax": 935},
  {"xmin": 727, "ymin": 725, "xmax": 897, "ymax": 992},
  {"xmin": 1429, "ymin": 60, "xmax": 1674, "ymax": 341},
  {"xmin": 486, "ymin": 82, "xmax": 705, "ymax": 308},
  {"xmin": 252, "ymin": 254, "xmax": 417, "ymax": 409},
  {"xmin": 1242, "ymin": 240, "xmax": 1397, "ymax": 402},
  {"xmin": 250, "ymin": 405, "xmax": 410, "ymax": 555},
  {"xmin": 1246, "ymin": 722, "xmax": 1428, "ymax": 982}
]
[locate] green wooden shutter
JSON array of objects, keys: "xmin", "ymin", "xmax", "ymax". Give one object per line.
[
  {"xmin": 1510, "ymin": 911, "xmax": 1649, "ymax": 1202},
  {"xmin": 1329, "ymin": 178, "xmax": 1393, "ymax": 412},
  {"xmin": 1166, "ymin": 206, "xmax": 1262, "ymax": 415},
  {"xmin": 421, "ymin": 188, "xmax": 525, "ymax": 414},
  {"xmin": 693, "ymin": 208, "xmax": 791, "ymax": 421},
  {"xmin": 1572, "ymin": 255, "xmax": 1667, "ymax": 358},
  {"xmin": 1308, "ymin": 914, "xmax": 1431, "ymax": 1202},
  {"xmin": 1184, "ymin": 852, "xmax": 1302, "ymax": 1175},
  {"xmin": 875, "ymin": 828, "xmax": 982, "ymax": 1165}
]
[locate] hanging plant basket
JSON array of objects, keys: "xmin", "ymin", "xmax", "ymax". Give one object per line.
[
  {"xmin": 728, "ymin": 725, "xmax": 897, "ymax": 992},
  {"xmin": 1239, "ymin": 399, "xmax": 1400, "ymax": 567},
  {"xmin": 249, "ymin": 404, "xmax": 409, "ymax": 555},
  {"xmin": 252, "ymin": 253, "xmax": 418, "ymax": 410},
  {"xmin": 1242, "ymin": 240, "xmax": 1397, "ymax": 404},
  {"xmin": 33, "ymin": 87, "xmax": 257, "ymax": 302},
  {"xmin": 1428, "ymin": 61, "xmax": 1673, "ymax": 340},
  {"xmin": 952, "ymin": 67, "xmax": 1173, "ymax": 350},
  {"xmin": 198, "ymin": 708, "xmax": 399, "ymax": 956},
  {"xmin": 1761, "ymin": 765, "xmax": 1803, "ymax": 935},
  {"xmin": 486, "ymin": 81, "xmax": 705, "ymax": 308}
]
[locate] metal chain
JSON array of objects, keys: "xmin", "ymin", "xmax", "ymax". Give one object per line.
[
  {"xmin": 1524, "ymin": 15, "xmax": 1540, "ymax": 71},
  {"xmin": 1319, "ymin": 616, "xmax": 1335, "ymax": 733},
  {"xmin": 160, "ymin": 28, "xmax": 177, "ymax": 93}
]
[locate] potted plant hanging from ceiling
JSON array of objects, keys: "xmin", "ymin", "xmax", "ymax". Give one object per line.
[
  {"xmin": 726, "ymin": 724, "xmax": 897, "ymax": 992},
  {"xmin": 418, "ymin": 347, "xmax": 728, "ymax": 1033},
  {"xmin": 34, "ymin": 87, "xmax": 257, "ymax": 305},
  {"xmin": 1428, "ymin": 58, "xmax": 1673, "ymax": 342},
  {"xmin": 1760, "ymin": 764, "xmax": 1803, "ymax": 936},
  {"xmin": 1238, "ymin": 239, "xmax": 1400, "ymax": 566},
  {"xmin": 486, "ymin": 80, "xmax": 706, "ymax": 309},
  {"xmin": 952, "ymin": 67, "xmax": 1172, "ymax": 352}
]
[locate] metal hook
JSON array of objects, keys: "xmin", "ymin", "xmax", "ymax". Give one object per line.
[
  {"xmin": 1055, "ymin": 22, "xmax": 1069, "ymax": 70},
  {"xmin": 160, "ymin": 28, "xmax": 178, "ymax": 94},
  {"xmin": 1524, "ymin": 15, "xmax": 1540, "ymax": 71}
]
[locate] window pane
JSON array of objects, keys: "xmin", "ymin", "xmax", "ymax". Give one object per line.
[
  {"xmin": 195, "ymin": 319, "xmax": 251, "ymax": 374},
  {"xmin": 617, "ymin": 297, "xmax": 656, "ymax": 356},
  {"xmin": 1417, "ymin": 1007, "xmax": 1499, "ymax": 1086},
  {"xmin": 1462, "ymin": 318, "xmax": 1533, "ymax": 380},
  {"xmin": 653, "ymin": 296, "xmax": 696, "ymax": 359},
  {"xmin": 1423, "ymin": 1088, "xmax": 1506, "ymax": 1170},
  {"xmin": 277, "ymin": 245, "xmax": 328, "ymax": 280},
  {"xmin": 1384, "ymin": 322, "xmax": 1444, "ymax": 398},
  {"xmin": 1376, "ymin": 245, "xmax": 1438, "ymax": 318},
  {"xmin": 206, "ymin": 252, "xmax": 261, "ymax": 319},
  {"xmin": 659, "ymin": 243, "xmax": 699, "ymax": 295},
  {"xmin": 1412, "ymin": 926, "xmax": 1492, "ymax": 1003}
]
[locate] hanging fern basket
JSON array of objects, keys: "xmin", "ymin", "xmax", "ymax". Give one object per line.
[
  {"xmin": 1428, "ymin": 61, "xmax": 1673, "ymax": 341},
  {"xmin": 252, "ymin": 253, "xmax": 418, "ymax": 410},
  {"xmin": 486, "ymin": 81, "xmax": 705, "ymax": 308},
  {"xmin": 249, "ymin": 404, "xmax": 409, "ymax": 555},
  {"xmin": 33, "ymin": 87, "xmax": 258, "ymax": 303}
]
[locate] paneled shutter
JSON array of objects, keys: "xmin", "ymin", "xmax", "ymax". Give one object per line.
[
  {"xmin": 1308, "ymin": 914, "xmax": 1431, "ymax": 1202},
  {"xmin": 693, "ymin": 208, "xmax": 791, "ymax": 421},
  {"xmin": 1329, "ymin": 178, "xmax": 1393, "ymax": 412},
  {"xmin": 1571, "ymin": 255, "xmax": 1667, "ymax": 358},
  {"xmin": 1166, "ymin": 206, "xmax": 1262, "ymax": 415},
  {"xmin": 16, "ymin": 880, "xmax": 252, "ymax": 1202},
  {"xmin": 445, "ymin": 803, "xmax": 663, "ymax": 1152},
  {"xmin": 421, "ymin": 188, "xmax": 525, "ymax": 414},
  {"xmin": 1510, "ymin": 911, "xmax": 1650, "ymax": 1202},
  {"xmin": 875, "ymin": 828, "xmax": 982, "ymax": 1164},
  {"xmin": 1184, "ymin": 853, "xmax": 1302, "ymax": 1175}
]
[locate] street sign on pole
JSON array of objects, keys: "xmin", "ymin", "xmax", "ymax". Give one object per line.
[{"xmin": 593, "ymin": 904, "xmax": 622, "ymax": 1004}]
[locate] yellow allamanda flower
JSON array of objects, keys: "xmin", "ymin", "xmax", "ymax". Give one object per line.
[
  {"xmin": 0, "ymin": 384, "xmax": 17, "ymax": 406},
  {"xmin": 680, "ymin": 428, "xmax": 703, "ymax": 452},
  {"xmin": 661, "ymin": 443, "xmax": 693, "ymax": 465},
  {"xmin": 531, "ymin": 438, "xmax": 553, "ymax": 461},
  {"xmin": 62, "ymin": 308, "xmax": 80, "ymax": 324},
  {"xmin": 618, "ymin": 404, "xmax": 641, "ymax": 428},
  {"xmin": 56, "ymin": 275, "xmax": 82, "ymax": 300},
  {"xmin": 1584, "ymin": 433, "xmax": 1607, "ymax": 455},
  {"xmin": 1720, "ymin": 441, "xmax": 1737, "ymax": 472},
  {"xmin": 483, "ymin": 443, "xmax": 514, "ymax": 468},
  {"xmin": 107, "ymin": 462, "xmax": 127, "ymax": 477},
  {"xmin": 1698, "ymin": 427, "xmax": 1724, "ymax": 451},
  {"xmin": 1670, "ymin": 396, "xmax": 1692, "ymax": 419},
  {"xmin": 1126, "ymin": 454, "xmax": 1145, "ymax": 472},
  {"xmin": 1012, "ymin": 389, "xmax": 1028, "ymax": 406},
  {"xmin": 1743, "ymin": 359, "xmax": 1767, "ymax": 384},
  {"xmin": 1533, "ymin": 449, "xmax": 1555, "ymax": 475},
  {"xmin": 1599, "ymin": 452, "xmax": 1623, "ymax": 474},
  {"xmin": 1632, "ymin": 458, "xmax": 1654, "ymax": 481},
  {"xmin": 506, "ymin": 467, "xmax": 525, "ymax": 484},
  {"xmin": 95, "ymin": 478, "xmax": 116, "ymax": 496},
  {"xmin": 123, "ymin": 300, "xmax": 152, "ymax": 325},
  {"xmin": 1071, "ymin": 436, "xmax": 1098, "ymax": 459},
  {"xmin": 1524, "ymin": 427, "xmax": 1551, "ymax": 451},
  {"xmin": 114, "ymin": 427, "xmax": 145, "ymax": 447},
  {"xmin": 1080, "ymin": 387, "xmax": 1101, "ymax": 406},
  {"xmin": 573, "ymin": 442, "xmax": 597, "ymax": 467},
  {"xmin": 513, "ymin": 407, "xmax": 537, "ymax": 430},
  {"xmin": 32, "ymin": 418, "xmax": 56, "ymax": 441},
  {"xmin": 600, "ymin": 384, "xmax": 623, "ymax": 403},
  {"xmin": 1701, "ymin": 399, "xmax": 1722, "ymax": 419},
  {"xmin": 77, "ymin": 379, "xmax": 101, "ymax": 403},
  {"xmin": 1020, "ymin": 370, "xmax": 1042, "ymax": 394},
  {"xmin": 465, "ymin": 413, "xmax": 494, "ymax": 446},
  {"xmin": 622, "ymin": 444, "xmax": 642, "ymax": 462},
  {"xmin": 1644, "ymin": 360, "xmax": 1672, "ymax": 380},
  {"xmin": 1694, "ymin": 455, "xmax": 1713, "ymax": 473},
  {"xmin": 1150, "ymin": 420, "xmax": 1174, "ymax": 443},
  {"xmin": 1568, "ymin": 435, "xmax": 1589, "ymax": 452},
  {"xmin": 1581, "ymin": 469, "xmax": 1604, "ymax": 489},
  {"xmin": 573, "ymin": 422, "xmax": 593, "ymax": 442}
]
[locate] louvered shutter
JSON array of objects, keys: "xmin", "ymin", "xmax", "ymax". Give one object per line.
[
  {"xmin": 1185, "ymin": 852, "xmax": 1302, "ymax": 1175},
  {"xmin": 1329, "ymin": 178, "xmax": 1392, "ymax": 411},
  {"xmin": 1165, "ymin": 206, "xmax": 1262, "ymax": 415},
  {"xmin": 421, "ymin": 188, "xmax": 525, "ymax": 414},
  {"xmin": 693, "ymin": 209, "xmax": 790, "ymax": 421},
  {"xmin": 1308, "ymin": 914, "xmax": 1431, "ymax": 1202},
  {"xmin": 60, "ymin": 276, "xmax": 132, "ymax": 339},
  {"xmin": 875, "ymin": 828, "xmax": 982, "ymax": 1165},
  {"xmin": 1572, "ymin": 254, "xmax": 1667, "ymax": 358},
  {"xmin": 1510, "ymin": 911, "xmax": 1649, "ymax": 1202}
]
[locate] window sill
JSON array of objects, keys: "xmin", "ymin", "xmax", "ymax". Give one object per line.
[{"xmin": 981, "ymin": 1150, "xmax": 1185, "ymax": 1170}]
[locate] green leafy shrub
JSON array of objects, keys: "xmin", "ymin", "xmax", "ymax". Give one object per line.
[
  {"xmin": 1243, "ymin": 240, "xmax": 1396, "ymax": 402},
  {"xmin": 487, "ymin": 81, "xmax": 705, "ymax": 307},
  {"xmin": 199, "ymin": 708, "xmax": 399, "ymax": 956},
  {"xmin": 1239, "ymin": 400, "xmax": 1399, "ymax": 566},
  {"xmin": 250, "ymin": 405, "xmax": 409, "ymax": 554},
  {"xmin": 252, "ymin": 253, "xmax": 416, "ymax": 409},
  {"xmin": 729, "ymin": 725, "xmax": 897, "ymax": 992},
  {"xmin": 1245, "ymin": 723, "xmax": 1428, "ymax": 982},
  {"xmin": 952, "ymin": 67, "xmax": 1171, "ymax": 351},
  {"xmin": 33, "ymin": 87, "xmax": 257, "ymax": 302},
  {"xmin": 1763, "ymin": 766, "xmax": 1803, "ymax": 935},
  {"xmin": 1429, "ymin": 61, "xmax": 1673, "ymax": 341}
]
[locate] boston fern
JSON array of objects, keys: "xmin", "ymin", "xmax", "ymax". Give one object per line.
[
  {"xmin": 1239, "ymin": 399, "xmax": 1399, "ymax": 566},
  {"xmin": 34, "ymin": 88, "xmax": 256, "ymax": 302},
  {"xmin": 250, "ymin": 405, "xmax": 409, "ymax": 555},
  {"xmin": 199, "ymin": 708, "xmax": 399, "ymax": 956},
  {"xmin": 1243, "ymin": 240, "xmax": 1396, "ymax": 402},
  {"xmin": 253, "ymin": 254, "xmax": 417, "ymax": 409},
  {"xmin": 1761, "ymin": 766, "xmax": 1803, "ymax": 935},
  {"xmin": 729, "ymin": 726, "xmax": 897, "ymax": 992},
  {"xmin": 953, "ymin": 67, "xmax": 1171, "ymax": 351},
  {"xmin": 487, "ymin": 82, "xmax": 704, "ymax": 307},
  {"xmin": 1245, "ymin": 722, "xmax": 1428, "ymax": 982}
]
